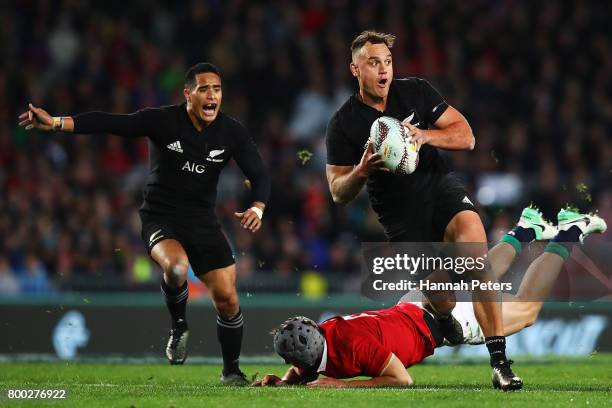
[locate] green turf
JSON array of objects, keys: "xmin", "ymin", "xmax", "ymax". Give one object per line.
[{"xmin": 1, "ymin": 356, "xmax": 611, "ymax": 407}]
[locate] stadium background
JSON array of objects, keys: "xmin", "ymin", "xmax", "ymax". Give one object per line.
[{"xmin": 1, "ymin": 0, "xmax": 611, "ymax": 360}]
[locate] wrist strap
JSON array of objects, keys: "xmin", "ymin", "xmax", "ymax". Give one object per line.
[
  {"xmin": 52, "ymin": 117, "xmax": 62, "ymax": 131},
  {"xmin": 250, "ymin": 206, "xmax": 263, "ymax": 219}
]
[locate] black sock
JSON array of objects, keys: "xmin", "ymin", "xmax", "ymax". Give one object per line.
[
  {"xmin": 160, "ymin": 280, "xmax": 188, "ymax": 331},
  {"xmin": 501, "ymin": 226, "xmax": 536, "ymax": 255},
  {"xmin": 485, "ymin": 336, "xmax": 508, "ymax": 366},
  {"xmin": 509, "ymin": 226, "xmax": 535, "ymax": 243},
  {"xmin": 217, "ymin": 309, "xmax": 244, "ymax": 375},
  {"xmin": 552, "ymin": 225, "xmax": 582, "ymax": 253}
]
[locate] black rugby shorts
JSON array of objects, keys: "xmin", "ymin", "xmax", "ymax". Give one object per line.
[
  {"xmin": 390, "ymin": 173, "xmax": 478, "ymax": 242},
  {"xmin": 139, "ymin": 211, "xmax": 235, "ymax": 275}
]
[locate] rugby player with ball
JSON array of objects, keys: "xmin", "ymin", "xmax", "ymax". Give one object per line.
[{"xmin": 325, "ymin": 30, "xmax": 519, "ymax": 389}]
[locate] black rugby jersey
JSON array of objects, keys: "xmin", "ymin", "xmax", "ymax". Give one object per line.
[
  {"xmin": 326, "ymin": 78, "xmax": 450, "ymax": 237},
  {"xmin": 73, "ymin": 103, "xmax": 270, "ymax": 224}
]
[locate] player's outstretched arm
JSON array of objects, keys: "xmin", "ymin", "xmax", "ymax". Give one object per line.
[
  {"xmin": 327, "ymin": 142, "xmax": 389, "ymax": 206},
  {"xmin": 307, "ymin": 354, "xmax": 413, "ymax": 388},
  {"xmin": 403, "ymin": 106, "xmax": 474, "ymax": 151},
  {"xmin": 18, "ymin": 104, "xmax": 75, "ymax": 132},
  {"xmin": 18, "ymin": 103, "xmax": 156, "ymax": 137}
]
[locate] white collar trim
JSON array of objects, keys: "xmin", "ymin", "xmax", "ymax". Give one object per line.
[{"xmin": 316, "ymin": 339, "xmax": 328, "ymax": 373}]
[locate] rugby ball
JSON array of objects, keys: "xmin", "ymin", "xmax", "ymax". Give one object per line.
[{"xmin": 369, "ymin": 116, "xmax": 419, "ymax": 175}]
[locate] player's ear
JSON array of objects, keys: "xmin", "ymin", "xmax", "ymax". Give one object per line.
[
  {"xmin": 183, "ymin": 88, "xmax": 191, "ymax": 103},
  {"xmin": 350, "ymin": 63, "xmax": 359, "ymax": 78}
]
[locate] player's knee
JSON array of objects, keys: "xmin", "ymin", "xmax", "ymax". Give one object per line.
[
  {"xmin": 446, "ymin": 212, "xmax": 486, "ymax": 243},
  {"xmin": 161, "ymin": 257, "xmax": 189, "ymax": 284},
  {"xmin": 523, "ymin": 303, "xmax": 540, "ymax": 328},
  {"xmin": 213, "ymin": 290, "xmax": 239, "ymax": 317},
  {"xmin": 511, "ymin": 302, "xmax": 538, "ymax": 329},
  {"xmin": 523, "ymin": 316, "xmax": 536, "ymax": 329},
  {"xmin": 455, "ymin": 230, "xmax": 486, "ymax": 244}
]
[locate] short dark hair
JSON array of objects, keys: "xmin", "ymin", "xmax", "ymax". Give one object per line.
[
  {"xmin": 184, "ymin": 62, "xmax": 221, "ymax": 89},
  {"xmin": 350, "ymin": 30, "xmax": 396, "ymax": 60}
]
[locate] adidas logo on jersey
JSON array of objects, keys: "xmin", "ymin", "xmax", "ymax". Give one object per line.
[
  {"xmin": 462, "ymin": 196, "xmax": 474, "ymax": 206},
  {"xmin": 167, "ymin": 141, "xmax": 183, "ymax": 153}
]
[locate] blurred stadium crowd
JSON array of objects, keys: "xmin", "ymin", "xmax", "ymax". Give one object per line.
[{"xmin": 1, "ymin": 0, "xmax": 611, "ymax": 295}]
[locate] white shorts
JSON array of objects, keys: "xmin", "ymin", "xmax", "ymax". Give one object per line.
[{"xmin": 398, "ymin": 292, "xmax": 485, "ymax": 346}]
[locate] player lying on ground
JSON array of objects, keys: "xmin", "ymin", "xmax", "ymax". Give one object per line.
[
  {"xmin": 18, "ymin": 62, "xmax": 270, "ymax": 385},
  {"xmin": 253, "ymin": 207, "xmax": 606, "ymax": 389},
  {"xmin": 409, "ymin": 206, "xmax": 607, "ymax": 346}
]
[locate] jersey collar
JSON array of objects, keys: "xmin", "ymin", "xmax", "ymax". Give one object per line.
[
  {"xmin": 316, "ymin": 338, "xmax": 328, "ymax": 373},
  {"xmin": 351, "ymin": 81, "xmax": 397, "ymax": 115},
  {"xmin": 182, "ymin": 102, "xmax": 222, "ymax": 133}
]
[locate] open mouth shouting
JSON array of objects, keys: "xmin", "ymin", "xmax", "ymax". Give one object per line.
[
  {"xmin": 377, "ymin": 77, "xmax": 388, "ymax": 88},
  {"xmin": 202, "ymin": 102, "xmax": 218, "ymax": 118}
]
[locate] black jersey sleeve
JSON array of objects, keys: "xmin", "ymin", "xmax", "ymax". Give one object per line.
[
  {"xmin": 72, "ymin": 108, "xmax": 162, "ymax": 139},
  {"xmin": 418, "ymin": 79, "xmax": 449, "ymax": 126},
  {"xmin": 232, "ymin": 126, "xmax": 271, "ymax": 205},
  {"xmin": 325, "ymin": 113, "xmax": 360, "ymax": 166}
]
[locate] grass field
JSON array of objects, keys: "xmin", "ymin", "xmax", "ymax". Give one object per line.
[{"xmin": 1, "ymin": 356, "xmax": 611, "ymax": 407}]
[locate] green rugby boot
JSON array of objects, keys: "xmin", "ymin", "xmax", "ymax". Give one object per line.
[
  {"xmin": 557, "ymin": 208, "xmax": 607, "ymax": 243},
  {"xmin": 517, "ymin": 206, "xmax": 557, "ymax": 240}
]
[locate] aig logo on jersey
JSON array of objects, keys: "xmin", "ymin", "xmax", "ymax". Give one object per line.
[{"xmin": 182, "ymin": 161, "xmax": 205, "ymax": 174}]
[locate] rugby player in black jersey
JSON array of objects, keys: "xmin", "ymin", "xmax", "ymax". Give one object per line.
[
  {"xmin": 325, "ymin": 31, "xmax": 521, "ymax": 390},
  {"xmin": 18, "ymin": 63, "xmax": 270, "ymax": 385}
]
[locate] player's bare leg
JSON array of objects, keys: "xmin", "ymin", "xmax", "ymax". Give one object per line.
[
  {"xmin": 444, "ymin": 210, "xmax": 523, "ymax": 390},
  {"xmin": 470, "ymin": 253, "xmax": 559, "ymax": 338},
  {"xmin": 457, "ymin": 206, "xmax": 557, "ymax": 288},
  {"xmin": 487, "ymin": 242, "xmax": 518, "ymax": 280},
  {"xmin": 420, "ymin": 207, "xmax": 556, "ymax": 344},
  {"xmin": 497, "ymin": 252, "xmax": 563, "ymax": 335},
  {"xmin": 199, "ymin": 264, "xmax": 249, "ymax": 386},
  {"xmin": 421, "ymin": 206, "xmax": 606, "ymax": 347},
  {"xmin": 498, "ymin": 208, "xmax": 607, "ymax": 336},
  {"xmin": 444, "ymin": 211, "xmax": 503, "ymax": 337},
  {"xmin": 151, "ymin": 239, "xmax": 191, "ymax": 365},
  {"xmin": 420, "ymin": 239, "xmax": 516, "ymax": 322}
]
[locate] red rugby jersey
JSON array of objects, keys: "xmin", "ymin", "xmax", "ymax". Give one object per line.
[{"xmin": 300, "ymin": 302, "xmax": 436, "ymax": 379}]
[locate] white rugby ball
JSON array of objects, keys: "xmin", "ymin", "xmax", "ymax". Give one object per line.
[{"xmin": 369, "ymin": 116, "xmax": 419, "ymax": 175}]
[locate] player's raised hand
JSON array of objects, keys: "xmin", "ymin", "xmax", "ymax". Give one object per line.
[
  {"xmin": 306, "ymin": 378, "xmax": 347, "ymax": 388},
  {"xmin": 234, "ymin": 206, "xmax": 263, "ymax": 232},
  {"xmin": 402, "ymin": 121, "xmax": 429, "ymax": 151},
  {"xmin": 251, "ymin": 374, "xmax": 285, "ymax": 387},
  {"xmin": 356, "ymin": 141, "xmax": 390, "ymax": 177},
  {"xmin": 18, "ymin": 103, "xmax": 55, "ymax": 131}
]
